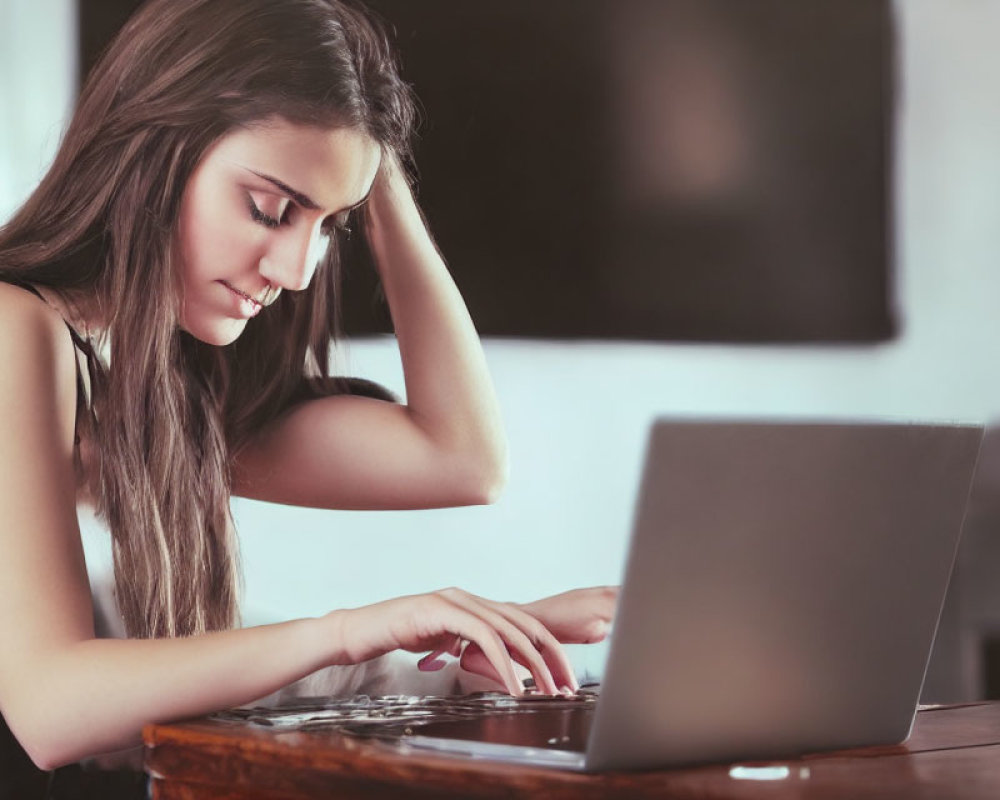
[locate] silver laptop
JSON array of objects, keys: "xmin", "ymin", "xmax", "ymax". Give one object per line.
[{"xmin": 405, "ymin": 419, "xmax": 983, "ymax": 771}]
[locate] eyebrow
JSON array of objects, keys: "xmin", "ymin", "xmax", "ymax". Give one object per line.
[
  {"xmin": 250, "ymin": 170, "xmax": 320, "ymax": 210},
  {"xmin": 249, "ymin": 170, "xmax": 371, "ymax": 215}
]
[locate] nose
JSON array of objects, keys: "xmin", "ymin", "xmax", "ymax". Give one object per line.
[{"xmin": 258, "ymin": 218, "xmax": 331, "ymax": 292}]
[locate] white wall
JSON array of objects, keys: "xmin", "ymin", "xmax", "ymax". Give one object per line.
[
  {"xmin": 0, "ymin": 0, "xmax": 76, "ymax": 224},
  {"xmin": 236, "ymin": 0, "xmax": 1000, "ymax": 606},
  {"xmin": 8, "ymin": 2, "xmax": 1000, "ymax": 679}
]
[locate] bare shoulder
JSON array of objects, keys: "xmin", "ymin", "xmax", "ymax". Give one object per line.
[
  {"xmin": 0, "ymin": 278, "xmax": 61, "ymax": 322},
  {"xmin": 0, "ymin": 279, "xmax": 76, "ymax": 341},
  {"xmin": 0, "ymin": 281, "xmax": 97, "ymax": 736},
  {"xmin": 0, "ymin": 280, "xmax": 80, "ymax": 444}
]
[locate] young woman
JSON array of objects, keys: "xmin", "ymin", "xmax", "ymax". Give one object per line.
[{"xmin": 0, "ymin": 0, "xmax": 616, "ymax": 790}]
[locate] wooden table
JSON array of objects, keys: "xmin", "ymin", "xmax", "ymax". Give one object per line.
[{"xmin": 144, "ymin": 701, "xmax": 1000, "ymax": 799}]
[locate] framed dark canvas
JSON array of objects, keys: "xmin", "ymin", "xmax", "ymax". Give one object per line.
[{"xmin": 80, "ymin": 0, "xmax": 896, "ymax": 343}]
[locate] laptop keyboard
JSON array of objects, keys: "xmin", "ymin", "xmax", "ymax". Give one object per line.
[{"xmin": 213, "ymin": 686, "xmax": 600, "ymax": 737}]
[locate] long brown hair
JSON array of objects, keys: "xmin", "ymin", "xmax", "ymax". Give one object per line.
[{"xmin": 0, "ymin": 0, "xmax": 415, "ymax": 639}]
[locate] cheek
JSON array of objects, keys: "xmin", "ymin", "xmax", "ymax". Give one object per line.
[{"xmin": 177, "ymin": 185, "xmax": 256, "ymax": 282}]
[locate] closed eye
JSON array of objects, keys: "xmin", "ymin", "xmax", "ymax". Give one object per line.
[{"xmin": 247, "ymin": 193, "xmax": 292, "ymax": 229}]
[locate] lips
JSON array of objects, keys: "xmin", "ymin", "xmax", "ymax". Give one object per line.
[
  {"xmin": 220, "ymin": 281, "xmax": 263, "ymax": 317},
  {"xmin": 222, "ymin": 280, "xmax": 261, "ymax": 305}
]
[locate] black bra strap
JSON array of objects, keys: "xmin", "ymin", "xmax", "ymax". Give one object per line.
[
  {"xmin": 2, "ymin": 278, "xmax": 97, "ymax": 440},
  {"xmin": 3, "ymin": 278, "xmax": 95, "ymax": 357}
]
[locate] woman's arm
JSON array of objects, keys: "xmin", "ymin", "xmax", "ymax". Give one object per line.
[
  {"xmin": 232, "ymin": 156, "xmax": 508, "ymax": 510},
  {"xmin": 14, "ymin": 589, "xmax": 577, "ymax": 770},
  {"xmin": 0, "ymin": 287, "xmax": 569, "ymax": 769}
]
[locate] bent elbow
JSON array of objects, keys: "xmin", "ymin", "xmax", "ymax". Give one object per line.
[
  {"xmin": 459, "ymin": 448, "xmax": 509, "ymax": 506},
  {"xmin": 27, "ymin": 747, "xmax": 62, "ymax": 774},
  {"xmin": 3, "ymin": 694, "xmax": 94, "ymax": 771},
  {"xmin": 482, "ymin": 477, "xmax": 506, "ymax": 505},
  {"xmin": 469, "ymin": 471, "xmax": 507, "ymax": 506},
  {"xmin": 9, "ymin": 710, "xmax": 139, "ymax": 772},
  {"xmin": 8, "ymin": 720, "xmax": 72, "ymax": 772}
]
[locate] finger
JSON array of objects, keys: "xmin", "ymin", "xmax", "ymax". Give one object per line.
[
  {"xmin": 460, "ymin": 644, "xmax": 547, "ymax": 695},
  {"xmin": 458, "ymin": 644, "xmax": 506, "ymax": 686},
  {"xmin": 583, "ymin": 618, "xmax": 611, "ymax": 644},
  {"xmin": 392, "ymin": 595, "xmax": 522, "ymax": 695},
  {"xmin": 418, "ymin": 649, "xmax": 449, "ymax": 672},
  {"xmin": 417, "ymin": 632, "xmax": 465, "ymax": 672},
  {"xmin": 518, "ymin": 586, "xmax": 618, "ymax": 645},
  {"xmin": 418, "ymin": 596, "xmax": 524, "ymax": 695},
  {"xmin": 481, "ymin": 599, "xmax": 579, "ymax": 692},
  {"xmin": 455, "ymin": 618, "xmax": 524, "ymax": 696},
  {"xmin": 439, "ymin": 589, "xmax": 561, "ymax": 695},
  {"xmin": 445, "ymin": 592, "xmax": 558, "ymax": 694}
]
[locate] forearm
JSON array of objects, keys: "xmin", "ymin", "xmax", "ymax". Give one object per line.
[
  {"xmin": 7, "ymin": 614, "xmax": 342, "ymax": 769},
  {"xmin": 365, "ymin": 164, "xmax": 507, "ymax": 495}
]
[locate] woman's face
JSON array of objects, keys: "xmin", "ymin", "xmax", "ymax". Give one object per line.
[{"xmin": 174, "ymin": 117, "xmax": 382, "ymax": 345}]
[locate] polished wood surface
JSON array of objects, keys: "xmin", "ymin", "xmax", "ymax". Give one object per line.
[{"xmin": 144, "ymin": 702, "xmax": 1000, "ymax": 799}]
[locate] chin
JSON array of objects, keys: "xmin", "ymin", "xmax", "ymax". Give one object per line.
[{"xmin": 180, "ymin": 316, "xmax": 248, "ymax": 346}]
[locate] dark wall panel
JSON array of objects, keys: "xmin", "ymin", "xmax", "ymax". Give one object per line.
[{"xmin": 80, "ymin": 0, "xmax": 896, "ymax": 343}]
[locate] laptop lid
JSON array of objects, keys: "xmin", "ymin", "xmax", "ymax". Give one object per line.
[
  {"xmin": 585, "ymin": 418, "xmax": 982, "ymax": 770},
  {"xmin": 405, "ymin": 419, "xmax": 982, "ymax": 771}
]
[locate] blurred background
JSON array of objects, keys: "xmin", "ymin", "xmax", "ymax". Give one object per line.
[{"xmin": 3, "ymin": 0, "xmax": 1000, "ymax": 700}]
